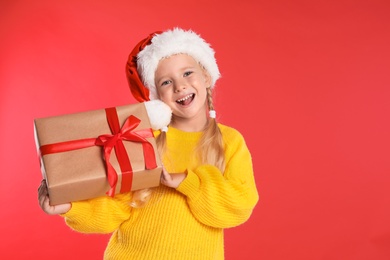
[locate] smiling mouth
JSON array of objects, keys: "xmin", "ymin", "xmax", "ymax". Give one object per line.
[{"xmin": 176, "ymin": 94, "xmax": 195, "ymax": 105}]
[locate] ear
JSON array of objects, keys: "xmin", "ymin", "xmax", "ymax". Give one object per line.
[{"xmin": 202, "ymin": 68, "xmax": 212, "ymax": 88}]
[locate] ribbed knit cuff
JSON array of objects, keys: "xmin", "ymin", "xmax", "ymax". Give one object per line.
[{"xmin": 176, "ymin": 170, "xmax": 200, "ymax": 198}]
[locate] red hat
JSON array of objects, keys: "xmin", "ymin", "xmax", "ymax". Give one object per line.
[{"xmin": 125, "ymin": 31, "xmax": 162, "ymax": 102}]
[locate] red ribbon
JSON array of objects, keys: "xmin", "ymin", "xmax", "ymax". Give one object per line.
[{"xmin": 39, "ymin": 107, "xmax": 157, "ymax": 197}]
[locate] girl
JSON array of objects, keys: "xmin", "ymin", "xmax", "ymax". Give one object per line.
[{"xmin": 38, "ymin": 27, "xmax": 259, "ymax": 259}]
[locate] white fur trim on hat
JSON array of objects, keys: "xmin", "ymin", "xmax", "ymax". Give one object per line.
[
  {"xmin": 144, "ymin": 100, "xmax": 172, "ymax": 130},
  {"xmin": 137, "ymin": 28, "xmax": 221, "ymax": 100}
]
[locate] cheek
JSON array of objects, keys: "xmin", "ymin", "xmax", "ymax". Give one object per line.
[
  {"xmin": 158, "ymin": 95, "xmax": 176, "ymax": 111},
  {"xmin": 156, "ymin": 89, "xmax": 171, "ymax": 103}
]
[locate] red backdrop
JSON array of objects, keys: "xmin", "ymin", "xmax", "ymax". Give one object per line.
[{"xmin": 1, "ymin": 0, "xmax": 389, "ymax": 259}]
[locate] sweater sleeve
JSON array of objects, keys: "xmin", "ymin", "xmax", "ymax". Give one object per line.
[
  {"xmin": 60, "ymin": 192, "xmax": 132, "ymax": 234},
  {"xmin": 176, "ymin": 129, "xmax": 259, "ymax": 229}
]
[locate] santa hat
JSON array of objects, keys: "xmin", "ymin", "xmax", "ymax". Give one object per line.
[{"xmin": 126, "ymin": 28, "xmax": 221, "ymax": 101}]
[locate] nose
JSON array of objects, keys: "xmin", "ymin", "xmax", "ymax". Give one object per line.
[{"xmin": 173, "ymin": 79, "xmax": 186, "ymax": 93}]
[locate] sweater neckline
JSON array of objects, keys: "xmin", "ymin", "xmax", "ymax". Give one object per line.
[{"xmin": 168, "ymin": 126, "xmax": 203, "ymax": 138}]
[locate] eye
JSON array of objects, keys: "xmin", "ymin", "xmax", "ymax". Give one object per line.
[
  {"xmin": 183, "ymin": 71, "xmax": 193, "ymax": 77},
  {"xmin": 160, "ymin": 80, "xmax": 172, "ymax": 87}
]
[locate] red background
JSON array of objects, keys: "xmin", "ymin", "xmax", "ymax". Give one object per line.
[{"xmin": 1, "ymin": 0, "xmax": 389, "ymax": 259}]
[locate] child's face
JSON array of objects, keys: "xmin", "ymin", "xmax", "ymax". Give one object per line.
[{"xmin": 154, "ymin": 54, "xmax": 211, "ymax": 123}]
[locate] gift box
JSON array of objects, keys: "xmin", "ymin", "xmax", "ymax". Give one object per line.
[{"xmin": 34, "ymin": 103, "xmax": 163, "ymax": 205}]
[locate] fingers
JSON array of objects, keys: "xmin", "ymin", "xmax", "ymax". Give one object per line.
[
  {"xmin": 39, "ymin": 194, "xmax": 50, "ymax": 213},
  {"xmin": 38, "ymin": 180, "xmax": 47, "ymax": 196},
  {"xmin": 38, "ymin": 179, "xmax": 49, "ymax": 203},
  {"xmin": 160, "ymin": 168, "xmax": 171, "ymax": 181},
  {"xmin": 160, "ymin": 170, "xmax": 186, "ymax": 189},
  {"xmin": 37, "ymin": 179, "xmax": 71, "ymax": 215},
  {"xmin": 37, "ymin": 179, "xmax": 51, "ymax": 213}
]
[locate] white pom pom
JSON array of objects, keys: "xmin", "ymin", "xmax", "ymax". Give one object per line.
[
  {"xmin": 209, "ymin": 110, "xmax": 216, "ymax": 118},
  {"xmin": 144, "ymin": 100, "xmax": 172, "ymax": 130}
]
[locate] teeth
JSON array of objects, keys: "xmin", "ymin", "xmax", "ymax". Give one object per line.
[{"xmin": 177, "ymin": 94, "xmax": 193, "ymax": 102}]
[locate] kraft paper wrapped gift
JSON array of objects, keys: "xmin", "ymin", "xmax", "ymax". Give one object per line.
[{"xmin": 34, "ymin": 103, "xmax": 163, "ymax": 205}]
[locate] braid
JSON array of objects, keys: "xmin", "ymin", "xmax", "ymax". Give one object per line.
[
  {"xmin": 130, "ymin": 188, "xmax": 152, "ymax": 208},
  {"xmin": 196, "ymin": 88, "xmax": 225, "ymax": 172},
  {"xmin": 207, "ymin": 87, "xmax": 215, "ymax": 111},
  {"xmin": 156, "ymin": 131, "xmax": 167, "ymax": 157}
]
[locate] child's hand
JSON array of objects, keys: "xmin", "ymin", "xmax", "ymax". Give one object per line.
[
  {"xmin": 160, "ymin": 168, "xmax": 186, "ymax": 189},
  {"xmin": 38, "ymin": 179, "xmax": 71, "ymax": 215}
]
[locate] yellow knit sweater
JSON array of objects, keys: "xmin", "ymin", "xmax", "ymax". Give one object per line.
[{"xmin": 62, "ymin": 124, "xmax": 259, "ymax": 259}]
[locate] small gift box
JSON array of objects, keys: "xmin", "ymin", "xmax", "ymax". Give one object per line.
[{"xmin": 34, "ymin": 101, "xmax": 171, "ymax": 205}]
